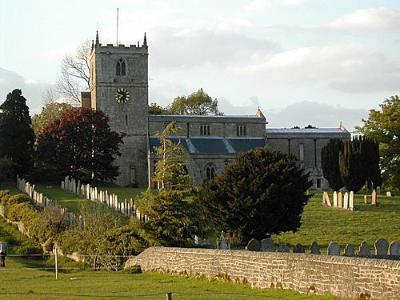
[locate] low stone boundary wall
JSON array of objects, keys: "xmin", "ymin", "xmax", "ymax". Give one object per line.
[{"xmin": 127, "ymin": 247, "xmax": 400, "ymax": 299}]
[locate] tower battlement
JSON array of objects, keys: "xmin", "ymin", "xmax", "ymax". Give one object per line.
[{"xmin": 92, "ymin": 31, "xmax": 148, "ymax": 52}]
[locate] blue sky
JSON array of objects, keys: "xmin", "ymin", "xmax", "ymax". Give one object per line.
[{"xmin": 1, "ymin": 0, "xmax": 400, "ymax": 129}]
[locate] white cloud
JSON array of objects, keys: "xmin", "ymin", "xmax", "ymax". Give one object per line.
[
  {"xmin": 245, "ymin": 0, "xmax": 311, "ymax": 11},
  {"xmin": 233, "ymin": 43, "xmax": 400, "ymax": 93},
  {"xmin": 40, "ymin": 44, "xmax": 76, "ymax": 61},
  {"xmin": 328, "ymin": 7, "xmax": 400, "ymax": 31}
]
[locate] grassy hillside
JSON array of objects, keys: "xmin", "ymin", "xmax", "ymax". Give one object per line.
[
  {"xmin": 0, "ymin": 257, "xmax": 336, "ymax": 300},
  {"xmin": 272, "ymin": 192, "xmax": 400, "ymax": 252}
]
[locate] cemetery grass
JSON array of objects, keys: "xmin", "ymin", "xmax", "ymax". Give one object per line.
[
  {"xmin": 0, "ymin": 257, "xmax": 337, "ymax": 300},
  {"xmin": 272, "ymin": 193, "xmax": 400, "ymax": 252}
]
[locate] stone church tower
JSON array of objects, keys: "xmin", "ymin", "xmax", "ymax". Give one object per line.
[{"xmin": 83, "ymin": 32, "xmax": 149, "ymax": 186}]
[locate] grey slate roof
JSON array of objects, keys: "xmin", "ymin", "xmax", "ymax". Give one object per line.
[
  {"xmin": 267, "ymin": 127, "xmax": 348, "ymax": 134},
  {"xmin": 149, "ymin": 137, "xmax": 266, "ymax": 155}
]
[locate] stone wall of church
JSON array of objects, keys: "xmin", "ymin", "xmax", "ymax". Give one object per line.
[{"xmin": 148, "ymin": 115, "xmax": 266, "ymax": 138}]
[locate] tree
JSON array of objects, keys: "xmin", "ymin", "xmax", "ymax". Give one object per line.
[
  {"xmin": 153, "ymin": 122, "xmax": 191, "ymax": 191},
  {"xmin": 56, "ymin": 41, "xmax": 91, "ymax": 104},
  {"xmin": 32, "ymin": 102, "xmax": 73, "ymax": 136},
  {"xmin": 339, "ymin": 138, "xmax": 366, "ymax": 192},
  {"xmin": 358, "ymin": 95, "xmax": 400, "ymax": 191},
  {"xmin": 149, "ymin": 89, "xmax": 222, "ymax": 115},
  {"xmin": 321, "ymin": 139, "xmax": 344, "ymax": 190},
  {"xmin": 133, "ymin": 122, "xmax": 206, "ymax": 246},
  {"xmin": 198, "ymin": 148, "xmax": 312, "ymax": 244},
  {"xmin": 148, "ymin": 102, "xmax": 167, "ymax": 115},
  {"xmin": 35, "ymin": 107, "xmax": 123, "ymax": 183},
  {"xmin": 0, "ymin": 89, "xmax": 35, "ymax": 176}
]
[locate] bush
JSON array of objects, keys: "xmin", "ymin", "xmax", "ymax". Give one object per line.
[
  {"xmin": 198, "ymin": 148, "xmax": 312, "ymax": 245},
  {"xmin": 2, "ymin": 193, "xmax": 31, "ymax": 207},
  {"xmin": 6, "ymin": 202, "xmax": 36, "ymax": 222}
]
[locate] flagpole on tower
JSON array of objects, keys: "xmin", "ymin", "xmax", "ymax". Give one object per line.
[{"xmin": 116, "ymin": 8, "xmax": 119, "ymax": 45}]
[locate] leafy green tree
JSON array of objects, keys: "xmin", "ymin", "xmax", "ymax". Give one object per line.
[
  {"xmin": 32, "ymin": 102, "xmax": 73, "ymax": 136},
  {"xmin": 0, "ymin": 89, "xmax": 35, "ymax": 176},
  {"xmin": 148, "ymin": 89, "xmax": 222, "ymax": 116},
  {"xmin": 35, "ymin": 107, "xmax": 123, "ymax": 183},
  {"xmin": 321, "ymin": 139, "xmax": 344, "ymax": 190},
  {"xmin": 148, "ymin": 102, "xmax": 167, "ymax": 115},
  {"xmin": 198, "ymin": 148, "xmax": 312, "ymax": 244},
  {"xmin": 358, "ymin": 95, "xmax": 400, "ymax": 191}
]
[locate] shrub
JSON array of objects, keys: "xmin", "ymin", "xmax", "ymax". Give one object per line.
[{"xmin": 198, "ymin": 147, "xmax": 312, "ymax": 244}]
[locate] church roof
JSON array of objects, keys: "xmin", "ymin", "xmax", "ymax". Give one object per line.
[
  {"xmin": 149, "ymin": 137, "xmax": 265, "ymax": 155},
  {"xmin": 267, "ymin": 127, "xmax": 348, "ymax": 134}
]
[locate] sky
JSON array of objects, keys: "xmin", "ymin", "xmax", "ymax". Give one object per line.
[{"xmin": 0, "ymin": 0, "xmax": 399, "ymax": 130}]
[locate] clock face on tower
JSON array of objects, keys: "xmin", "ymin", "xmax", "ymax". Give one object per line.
[{"xmin": 115, "ymin": 88, "xmax": 131, "ymax": 103}]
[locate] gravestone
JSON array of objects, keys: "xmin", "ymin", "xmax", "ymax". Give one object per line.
[
  {"xmin": 246, "ymin": 238, "xmax": 261, "ymax": 251},
  {"xmin": 364, "ymin": 195, "xmax": 368, "ymax": 204},
  {"xmin": 386, "ymin": 191, "xmax": 392, "ymax": 197},
  {"xmin": 389, "ymin": 241, "xmax": 400, "ymax": 256},
  {"xmin": 358, "ymin": 241, "xmax": 371, "ymax": 257},
  {"xmin": 327, "ymin": 242, "xmax": 340, "ymax": 256},
  {"xmin": 349, "ymin": 191, "xmax": 354, "ymax": 211},
  {"xmin": 261, "ymin": 238, "xmax": 276, "ymax": 252},
  {"xmin": 323, "ymin": 192, "xmax": 331, "ymax": 207},
  {"xmin": 375, "ymin": 238, "xmax": 389, "ymax": 256},
  {"xmin": 333, "ymin": 191, "xmax": 338, "ymax": 207},
  {"xmin": 338, "ymin": 192, "xmax": 343, "ymax": 208},
  {"xmin": 310, "ymin": 242, "xmax": 321, "ymax": 254},
  {"xmin": 344, "ymin": 244, "xmax": 355, "ymax": 256},
  {"xmin": 277, "ymin": 245, "xmax": 290, "ymax": 253},
  {"xmin": 293, "ymin": 243, "xmax": 305, "ymax": 253},
  {"xmin": 343, "ymin": 192, "xmax": 349, "ymax": 209},
  {"xmin": 218, "ymin": 231, "xmax": 230, "ymax": 250},
  {"xmin": 371, "ymin": 190, "xmax": 377, "ymax": 206}
]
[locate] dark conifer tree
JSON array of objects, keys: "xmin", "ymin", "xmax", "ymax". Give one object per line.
[
  {"xmin": 0, "ymin": 89, "xmax": 34, "ymax": 176},
  {"xmin": 198, "ymin": 148, "xmax": 312, "ymax": 244},
  {"xmin": 321, "ymin": 139, "xmax": 344, "ymax": 190}
]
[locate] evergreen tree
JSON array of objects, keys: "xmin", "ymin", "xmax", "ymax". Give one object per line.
[
  {"xmin": 358, "ymin": 95, "xmax": 398, "ymax": 190},
  {"xmin": 198, "ymin": 148, "xmax": 312, "ymax": 244},
  {"xmin": 0, "ymin": 89, "xmax": 34, "ymax": 176},
  {"xmin": 339, "ymin": 137, "xmax": 365, "ymax": 192},
  {"xmin": 321, "ymin": 139, "xmax": 344, "ymax": 190},
  {"xmin": 362, "ymin": 138, "xmax": 381, "ymax": 190}
]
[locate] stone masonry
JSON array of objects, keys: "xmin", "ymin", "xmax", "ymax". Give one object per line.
[{"xmin": 127, "ymin": 247, "xmax": 400, "ymax": 299}]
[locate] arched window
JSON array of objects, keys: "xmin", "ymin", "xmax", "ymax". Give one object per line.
[
  {"xmin": 116, "ymin": 58, "xmax": 126, "ymax": 76},
  {"xmin": 206, "ymin": 164, "xmax": 216, "ymax": 180}
]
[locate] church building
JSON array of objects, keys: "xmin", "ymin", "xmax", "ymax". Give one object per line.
[{"xmin": 82, "ymin": 32, "xmax": 350, "ymax": 189}]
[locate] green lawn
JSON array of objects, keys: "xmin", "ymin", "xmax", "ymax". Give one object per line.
[
  {"xmin": 272, "ymin": 192, "xmax": 400, "ymax": 252},
  {"xmin": 0, "ymin": 257, "xmax": 337, "ymax": 300},
  {"xmin": 35, "ymin": 184, "xmax": 88, "ymax": 214},
  {"xmin": 94, "ymin": 185, "xmax": 146, "ymax": 202}
]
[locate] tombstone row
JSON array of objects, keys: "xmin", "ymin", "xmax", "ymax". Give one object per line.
[
  {"xmin": 16, "ymin": 177, "xmax": 81, "ymax": 227},
  {"xmin": 322, "ymin": 191, "xmax": 354, "ymax": 211},
  {"xmin": 60, "ymin": 176, "xmax": 148, "ymax": 223},
  {"xmin": 245, "ymin": 238, "xmax": 400, "ymax": 258}
]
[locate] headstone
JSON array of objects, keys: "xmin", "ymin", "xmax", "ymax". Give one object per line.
[
  {"xmin": 246, "ymin": 238, "xmax": 261, "ymax": 251},
  {"xmin": 323, "ymin": 192, "xmax": 331, "ymax": 207},
  {"xmin": 293, "ymin": 243, "xmax": 305, "ymax": 253},
  {"xmin": 364, "ymin": 195, "xmax": 368, "ymax": 204},
  {"xmin": 374, "ymin": 238, "xmax": 389, "ymax": 256},
  {"xmin": 377, "ymin": 186, "xmax": 381, "ymax": 195},
  {"xmin": 261, "ymin": 238, "xmax": 276, "ymax": 252},
  {"xmin": 389, "ymin": 241, "xmax": 400, "ymax": 256},
  {"xmin": 327, "ymin": 242, "xmax": 340, "ymax": 256},
  {"xmin": 333, "ymin": 191, "xmax": 338, "ymax": 207},
  {"xmin": 338, "ymin": 192, "xmax": 343, "ymax": 208},
  {"xmin": 218, "ymin": 231, "xmax": 230, "ymax": 250},
  {"xmin": 343, "ymin": 192, "xmax": 349, "ymax": 209},
  {"xmin": 349, "ymin": 191, "xmax": 354, "ymax": 211},
  {"xmin": 371, "ymin": 190, "xmax": 377, "ymax": 206},
  {"xmin": 344, "ymin": 244, "xmax": 355, "ymax": 256},
  {"xmin": 358, "ymin": 241, "xmax": 371, "ymax": 257},
  {"xmin": 277, "ymin": 245, "xmax": 290, "ymax": 253},
  {"xmin": 310, "ymin": 242, "xmax": 321, "ymax": 254},
  {"xmin": 386, "ymin": 191, "xmax": 392, "ymax": 197}
]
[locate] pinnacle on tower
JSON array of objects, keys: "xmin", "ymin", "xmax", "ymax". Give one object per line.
[
  {"xmin": 95, "ymin": 30, "xmax": 99, "ymax": 45},
  {"xmin": 143, "ymin": 32, "xmax": 147, "ymax": 47}
]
